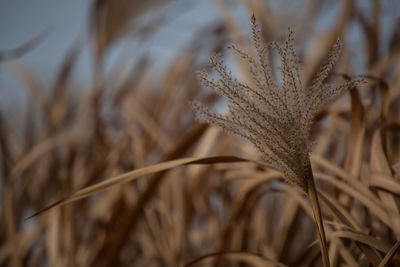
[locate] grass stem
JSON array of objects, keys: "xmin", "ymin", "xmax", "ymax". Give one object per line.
[{"xmin": 307, "ymin": 174, "xmax": 330, "ymax": 267}]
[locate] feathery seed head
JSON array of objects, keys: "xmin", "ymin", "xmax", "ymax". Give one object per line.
[{"xmin": 192, "ymin": 18, "xmax": 363, "ymax": 192}]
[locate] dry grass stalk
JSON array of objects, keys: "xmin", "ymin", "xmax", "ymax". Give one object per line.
[
  {"xmin": 2, "ymin": 1, "xmax": 400, "ymax": 266},
  {"xmin": 192, "ymin": 16, "xmax": 363, "ymax": 267}
]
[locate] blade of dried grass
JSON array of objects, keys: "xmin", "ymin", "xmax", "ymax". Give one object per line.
[
  {"xmin": 0, "ymin": 216, "xmax": 44, "ymax": 265},
  {"xmin": 273, "ymin": 196, "xmax": 299, "ymax": 258},
  {"xmin": 3, "ymin": 184, "xmax": 21, "ymax": 267},
  {"xmin": 234, "ymin": 172, "xmax": 280, "ymax": 204},
  {"xmin": 8, "ymin": 130, "xmax": 73, "ymax": 182},
  {"xmin": 280, "ymin": 185, "xmax": 322, "ymax": 265},
  {"xmin": 183, "ymin": 250, "xmax": 287, "ymax": 267},
  {"xmin": 90, "ymin": 0, "xmax": 156, "ymax": 61},
  {"xmin": 370, "ymin": 129, "xmax": 400, "ymax": 237},
  {"xmin": 341, "ymin": 85, "xmax": 366, "ymax": 245},
  {"xmin": 369, "ymin": 172, "xmax": 400, "ymax": 195},
  {"xmin": 0, "ymin": 29, "xmax": 49, "ymax": 62},
  {"xmin": 311, "ymin": 155, "xmax": 376, "ymax": 200},
  {"xmin": 330, "ymin": 230, "xmax": 398, "ymax": 259},
  {"xmin": 123, "ymin": 96, "xmax": 173, "ymax": 152},
  {"xmin": 113, "ymin": 55, "xmax": 149, "ymax": 107},
  {"xmin": 378, "ymin": 240, "xmax": 400, "ymax": 267},
  {"xmin": 344, "ymin": 87, "xmax": 365, "ymax": 178},
  {"xmin": 378, "ymin": 78, "xmax": 389, "ymax": 122},
  {"xmin": 27, "ymin": 155, "xmax": 255, "ymax": 219},
  {"xmin": 91, "ymin": 123, "xmax": 210, "ymax": 266},
  {"xmin": 231, "ymin": 171, "xmax": 281, "ymax": 207},
  {"xmin": 315, "ymin": 173, "xmax": 391, "ymax": 264},
  {"xmin": 23, "ymin": 101, "xmax": 38, "ymax": 153},
  {"xmin": 0, "ymin": 115, "xmax": 20, "ymax": 266},
  {"xmin": 328, "ymin": 239, "xmax": 339, "ymax": 267},
  {"xmin": 296, "ymin": 243, "xmax": 324, "ymax": 267},
  {"xmin": 0, "ymin": 113, "xmax": 14, "ymax": 177},
  {"xmin": 319, "ymin": 190, "xmax": 383, "ymax": 266},
  {"xmin": 318, "ymin": 190, "xmax": 361, "ymax": 231},
  {"xmin": 283, "ymin": 184, "xmax": 312, "ymax": 215},
  {"xmin": 334, "ymin": 83, "xmax": 383, "ymax": 264},
  {"xmin": 213, "ymin": 173, "xmax": 280, "ymax": 266},
  {"xmin": 151, "ymin": 56, "xmax": 193, "ymax": 121},
  {"xmin": 19, "ymin": 218, "xmax": 45, "ymax": 263},
  {"xmin": 315, "ymin": 172, "xmax": 393, "ymax": 228},
  {"xmin": 359, "ymin": 75, "xmax": 390, "ymax": 134},
  {"xmin": 45, "ymin": 209, "xmax": 61, "ymax": 266},
  {"xmin": 305, "ymin": 234, "xmax": 363, "ymax": 267},
  {"xmin": 8, "ymin": 63, "xmax": 47, "ymax": 114},
  {"xmin": 350, "ymin": 0, "xmax": 380, "ymax": 67},
  {"xmin": 284, "ymin": 184, "xmax": 359, "ymax": 267},
  {"xmin": 48, "ymin": 44, "xmax": 80, "ymax": 130},
  {"xmin": 186, "ymin": 127, "xmax": 220, "ymax": 179}
]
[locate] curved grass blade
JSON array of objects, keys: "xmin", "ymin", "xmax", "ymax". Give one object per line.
[
  {"xmin": 26, "ymin": 156, "xmax": 262, "ymax": 219},
  {"xmin": 378, "ymin": 240, "xmax": 400, "ymax": 267},
  {"xmin": 183, "ymin": 250, "xmax": 287, "ymax": 267}
]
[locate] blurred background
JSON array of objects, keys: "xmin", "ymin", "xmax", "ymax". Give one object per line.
[{"xmin": 1, "ymin": 0, "xmax": 400, "ymax": 266}]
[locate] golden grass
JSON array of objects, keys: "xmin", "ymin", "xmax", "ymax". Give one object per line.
[{"xmin": 1, "ymin": 0, "xmax": 400, "ymax": 266}]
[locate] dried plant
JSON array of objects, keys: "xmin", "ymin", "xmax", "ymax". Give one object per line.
[
  {"xmin": 192, "ymin": 16, "xmax": 363, "ymax": 267},
  {"xmin": 193, "ymin": 17, "xmax": 361, "ymax": 192},
  {"xmin": 5, "ymin": 1, "xmax": 400, "ymax": 266}
]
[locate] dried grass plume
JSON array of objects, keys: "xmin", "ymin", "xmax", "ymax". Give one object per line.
[{"xmin": 192, "ymin": 16, "xmax": 363, "ymax": 192}]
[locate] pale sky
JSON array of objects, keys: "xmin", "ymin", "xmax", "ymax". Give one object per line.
[
  {"xmin": 0, "ymin": 0, "xmax": 398, "ymax": 119},
  {"xmin": 0, "ymin": 0, "xmax": 221, "ymax": 112}
]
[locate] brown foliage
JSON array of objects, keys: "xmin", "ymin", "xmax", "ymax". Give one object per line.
[{"xmin": 1, "ymin": 1, "xmax": 400, "ymax": 267}]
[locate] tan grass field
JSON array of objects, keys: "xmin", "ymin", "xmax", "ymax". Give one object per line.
[{"xmin": 1, "ymin": 0, "xmax": 400, "ymax": 266}]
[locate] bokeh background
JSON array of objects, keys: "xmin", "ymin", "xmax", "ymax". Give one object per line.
[{"xmin": 1, "ymin": 0, "xmax": 400, "ymax": 266}]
